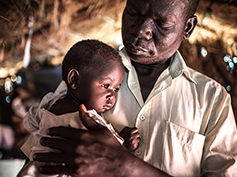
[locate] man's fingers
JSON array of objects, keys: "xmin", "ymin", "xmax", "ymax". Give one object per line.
[
  {"xmin": 47, "ymin": 126, "xmax": 85, "ymax": 139},
  {"xmin": 38, "ymin": 164, "xmax": 71, "ymax": 175},
  {"xmin": 39, "ymin": 136, "xmax": 71, "ymax": 151},
  {"xmin": 34, "ymin": 152, "xmax": 66, "ymax": 163}
]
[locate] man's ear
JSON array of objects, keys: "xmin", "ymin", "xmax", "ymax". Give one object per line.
[
  {"xmin": 67, "ymin": 69, "xmax": 80, "ymax": 89},
  {"xmin": 183, "ymin": 15, "xmax": 198, "ymax": 39}
]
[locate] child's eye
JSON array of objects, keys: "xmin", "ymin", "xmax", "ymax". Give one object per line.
[
  {"xmin": 101, "ymin": 84, "xmax": 109, "ymax": 89},
  {"xmin": 113, "ymin": 88, "xmax": 120, "ymax": 92}
]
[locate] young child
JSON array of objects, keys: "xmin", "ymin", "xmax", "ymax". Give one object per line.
[{"xmin": 18, "ymin": 39, "xmax": 140, "ymax": 177}]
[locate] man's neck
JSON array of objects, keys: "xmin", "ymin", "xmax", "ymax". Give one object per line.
[{"xmin": 131, "ymin": 59, "xmax": 171, "ymax": 101}]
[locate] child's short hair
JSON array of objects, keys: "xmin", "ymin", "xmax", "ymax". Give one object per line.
[{"xmin": 62, "ymin": 39, "xmax": 122, "ymax": 82}]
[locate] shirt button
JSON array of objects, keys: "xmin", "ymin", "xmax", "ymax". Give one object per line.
[
  {"xmin": 140, "ymin": 115, "xmax": 146, "ymax": 121},
  {"xmin": 135, "ymin": 149, "xmax": 141, "ymax": 156}
]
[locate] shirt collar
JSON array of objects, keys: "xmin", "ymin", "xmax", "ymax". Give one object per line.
[
  {"xmin": 169, "ymin": 51, "xmax": 197, "ymax": 84},
  {"xmin": 119, "ymin": 46, "xmax": 132, "ymax": 71},
  {"xmin": 119, "ymin": 46, "xmax": 197, "ymax": 85}
]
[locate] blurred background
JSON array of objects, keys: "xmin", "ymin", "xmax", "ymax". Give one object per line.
[{"xmin": 0, "ymin": 0, "xmax": 236, "ymax": 175}]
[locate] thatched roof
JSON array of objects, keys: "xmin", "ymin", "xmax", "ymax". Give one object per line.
[
  {"xmin": 0, "ymin": 0, "xmax": 236, "ymax": 66},
  {"xmin": 0, "ymin": 0, "xmax": 125, "ymax": 70}
]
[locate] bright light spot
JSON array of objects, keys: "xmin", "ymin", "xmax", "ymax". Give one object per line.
[
  {"xmin": 114, "ymin": 34, "xmax": 123, "ymax": 47},
  {"xmin": 201, "ymin": 47, "xmax": 208, "ymax": 57},
  {"xmin": 226, "ymin": 85, "xmax": 231, "ymax": 92},
  {"xmin": 5, "ymin": 96, "xmax": 11, "ymax": 103},
  {"xmin": 118, "ymin": 45, "xmax": 124, "ymax": 51},
  {"xmin": 202, "ymin": 16, "xmax": 210, "ymax": 26},
  {"xmin": 233, "ymin": 57, "xmax": 237, "ymax": 63},
  {"xmin": 16, "ymin": 76, "xmax": 22, "ymax": 84},
  {"xmin": 224, "ymin": 55, "xmax": 231, "ymax": 62},
  {"xmin": 9, "ymin": 68, "xmax": 16, "ymax": 76},
  {"xmin": 11, "ymin": 75, "xmax": 17, "ymax": 82},
  {"xmin": 0, "ymin": 68, "xmax": 8, "ymax": 78},
  {"xmin": 229, "ymin": 61, "xmax": 234, "ymax": 69},
  {"xmin": 4, "ymin": 78, "xmax": 13, "ymax": 94}
]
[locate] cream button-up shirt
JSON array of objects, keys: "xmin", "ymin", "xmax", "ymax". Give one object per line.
[{"xmin": 103, "ymin": 48, "xmax": 237, "ymax": 176}]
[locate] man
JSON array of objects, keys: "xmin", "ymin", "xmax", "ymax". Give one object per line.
[{"xmin": 33, "ymin": 0, "xmax": 237, "ymax": 176}]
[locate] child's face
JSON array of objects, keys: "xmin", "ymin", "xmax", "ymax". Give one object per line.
[{"xmin": 77, "ymin": 61, "xmax": 125, "ymax": 114}]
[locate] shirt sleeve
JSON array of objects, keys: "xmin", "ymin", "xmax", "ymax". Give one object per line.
[{"xmin": 201, "ymin": 86, "xmax": 237, "ymax": 176}]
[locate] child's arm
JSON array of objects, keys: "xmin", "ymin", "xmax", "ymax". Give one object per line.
[{"xmin": 119, "ymin": 127, "xmax": 140, "ymax": 151}]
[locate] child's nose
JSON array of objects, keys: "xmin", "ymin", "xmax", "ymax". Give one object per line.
[{"xmin": 106, "ymin": 91, "xmax": 115, "ymax": 100}]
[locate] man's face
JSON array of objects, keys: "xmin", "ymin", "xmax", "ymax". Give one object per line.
[
  {"xmin": 77, "ymin": 61, "xmax": 125, "ymax": 114},
  {"xmin": 122, "ymin": 0, "xmax": 189, "ymax": 65}
]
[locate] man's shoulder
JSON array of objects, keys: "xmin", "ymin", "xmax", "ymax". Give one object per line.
[{"xmin": 187, "ymin": 67, "xmax": 227, "ymax": 93}]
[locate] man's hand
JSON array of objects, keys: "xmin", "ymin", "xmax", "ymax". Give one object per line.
[{"xmin": 33, "ymin": 104, "xmax": 126, "ymax": 176}]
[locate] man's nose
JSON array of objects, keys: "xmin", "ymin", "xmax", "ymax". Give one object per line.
[{"xmin": 132, "ymin": 18, "xmax": 153, "ymax": 40}]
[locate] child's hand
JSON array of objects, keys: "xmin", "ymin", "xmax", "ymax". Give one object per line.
[{"xmin": 119, "ymin": 127, "xmax": 140, "ymax": 151}]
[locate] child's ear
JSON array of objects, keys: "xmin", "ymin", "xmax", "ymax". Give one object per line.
[
  {"xmin": 183, "ymin": 15, "xmax": 198, "ymax": 39},
  {"xmin": 67, "ymin": 69, "xmax": 80, "ymax": 89}
]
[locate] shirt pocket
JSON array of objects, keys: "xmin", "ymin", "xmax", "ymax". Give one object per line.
[{"xmin": 162, "ymin": 121, "xmax": 205, "ymax": 176}]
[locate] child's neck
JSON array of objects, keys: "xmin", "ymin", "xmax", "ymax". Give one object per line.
[{"xmin": 49, "ymin": 92, "xmax": 81, "ymax": 115}]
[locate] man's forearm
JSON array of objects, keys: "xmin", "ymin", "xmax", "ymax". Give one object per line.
[{"xmin": 117, "ymin": 148, "xmax": 171, "ymax": 177}]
